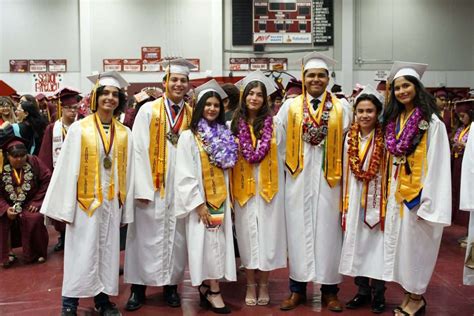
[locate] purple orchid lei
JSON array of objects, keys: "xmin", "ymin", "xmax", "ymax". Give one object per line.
[
  {"xmin": 454, "ymin": 126, "xmax": 470, "ymax": 144},
  {"xmin": 197, "ymin": 119, "xmax": 238, "ymax": 169},
  {"xmin": 238, "ymin": 116, "xmax": 273, "ymax": 163},
  {"xmin": 385, "ymin": 107, "xmax": 429, "ymax": 160}
]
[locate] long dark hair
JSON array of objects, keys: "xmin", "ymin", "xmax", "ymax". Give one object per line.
[
  {"xmin": 382, "ymin": 75, "xmax": 439, "ymax": 128},
  {"xmin": 20, "ymin": 101, "xmax": 48, "ymax": 140},
  {"xmin": 93, "ymin": 85, "xmax": 127, "ymax": 116},
  {"xmin": 189, "ymin": 91, "xmax": 225, "ymax": 134},
  {"xmin": 230, "ymin": 81, "xmax": 271, "ymax": 137}
]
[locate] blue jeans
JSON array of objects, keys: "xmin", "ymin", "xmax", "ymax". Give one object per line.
[{"xmin": 62, "ymin": 292, "xmax": 110, "ymax": 312}]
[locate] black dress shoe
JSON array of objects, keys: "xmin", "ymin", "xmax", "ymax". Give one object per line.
[
  {"xmin": 345, "ymin": 293, "xmax": 371, "ymax": 309},
  {"xmin": 95, "ymin": 302, "xmax": 122, "ymax": 316},
  {"xmin": 371, "ymin": 297, "xmax": 385, "ymax": 314},
  {"xmin": 54, "ymin": 236, "xmax": 64, "ymax": 252},
  {"xmin": 125, "ymin": 291, "xmax": 145, "ymax": 311},
  {"xmin": 163, "ymin": 285, "xmax": 181, "ymax": 307},
  {"xmin": 61, "ymin": 308, "xmax": 77, "ymax": 316}
]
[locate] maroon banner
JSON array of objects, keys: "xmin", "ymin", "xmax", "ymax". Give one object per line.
[{"xmin": 10, "ymin": 60, "xmax": 29, "ymax": 73}]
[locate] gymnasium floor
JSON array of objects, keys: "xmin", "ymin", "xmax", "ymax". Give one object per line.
[{"xmin": 1, "ymin": 224, "xmax": 473, "ymax": 316}]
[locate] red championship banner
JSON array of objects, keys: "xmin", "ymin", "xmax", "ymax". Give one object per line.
[
  {"xmin": 187, "ymin": 59, "xmax": 200, "ymax": 72},
  {"xmin": 229, "ymin": 58, "xmax": 250, "ymax": 71},
  {"xmin": 29, "ymin": 60, "xmax": 48, "ymax": 72},
  {"xmin": 48, "ymin": 59, "xmax": 67, "ymax": 72},
  {"xmin": 103, "ymin": 59, "xmax": 123, "ymax": 72},
  {"xmin": 9, "ymin": 60, "xmax": 29, "ymax": 73},
  {"xmin": 142, "ymin": 59, "xmax": 161, "ymax": 72},
  {"xmin": 141, "ymin": 47, "xmax": 161, "ymax": 60},
  {"xmin": 33, "ymin": 73, "xmax": 62, "ymax": 93},
  {"xmin": 269, "ymin": 58, "xmax": 288, "ymax": 71},
  {"xmin": 250, "ymin": 58, "xmax": 269, "ymax": 70},
  {"xmin": 123, "ymin": 59, "xmax": 142, "ymax": 72}
]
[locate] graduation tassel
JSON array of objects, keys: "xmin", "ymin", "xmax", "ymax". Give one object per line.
[
  {"xmin": 57, "ymin": 97, "xmax": 62, "ymax": 119},
  {"xmin": 89, "ymin": 78, "xmax": 100, "ymax": 112}
]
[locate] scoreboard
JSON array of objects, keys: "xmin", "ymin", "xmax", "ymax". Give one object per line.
[{"xmin": 253, "ymin": 0, "xmax": 313, "ymax": 44}]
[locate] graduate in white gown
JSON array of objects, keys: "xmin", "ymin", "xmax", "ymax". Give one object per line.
[
  {"xmin": 123, "ymin": 59, "xmax": 195, "ymax": 311},
  {"xmin": 175, "ymin": 80, "xmax": 238, "ymax": 314},
  {"xmin": 339, "ymin": 86, "xmax": 387, "ymax": 314},
  {"xmin": 41, "ymin": 72, "xmax": 134, "ymax": 316},
  {"xmin": 230, "ymin": 71, "xmax": 286, "ymax": 306},
  {"xmin": 276, "ymin": 52, "xmax": 351, "ymax": 312},
  {"xmin": 381, "ymin": 62, "xmax": 451, "ymax": 316},
  {"xmin": 459, "ymin": 116, "xmax": 474, "ymax": 286}
]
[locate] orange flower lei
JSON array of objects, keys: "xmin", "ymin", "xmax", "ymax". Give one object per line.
[{"xmin": 347, "ymin": 123, "xmax": 384, "ymax": 182}]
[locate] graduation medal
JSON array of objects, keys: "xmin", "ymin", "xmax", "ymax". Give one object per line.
[
  {"xmin": 2, "ymin": 163, "xmax": 33, "ymax": 213},
  {"xmin": 166, "ymin": 131, "xmax": 179, "ymax": 146},
  {"xmin": 103, "ymin": 156, "xmax": 112, "ymax": 169}
]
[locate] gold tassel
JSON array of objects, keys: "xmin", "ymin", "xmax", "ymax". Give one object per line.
[
  {"xmin": 57, "ymin": 97, "xmax": 62, "ymax": 119},
  {"xmin": 89, "ymin": 78, "xmax": 100, "ymax": 112}
]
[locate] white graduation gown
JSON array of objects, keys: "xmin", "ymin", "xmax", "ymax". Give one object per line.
[
  {"xmin": 459, "ymin": 122, "xmax": 474, "ymax": 285},
  {"xmin": 40, "ymin": 119, "xmax": 134, "ymax": 298},
  {"xmin": 277, "ymin": 94, "xmax": 351, "ymax": 284},
  {"xmin": 339, "ymin": 132, "xmax": 384, "ymax": 280},
  {"xmin": 382, "ymin": 115, "xmax": 451, "ymax": 294},
  {"xmin": 124, "ymin": 99, "xmax": 187, "ymax": 286},
  {"xmin": 174, "ymin": 130, "xmax": 236, "ymax": 286},
  {"xmin": 233, "ymin": 117, "xmax": 287, "ymax": 271}
]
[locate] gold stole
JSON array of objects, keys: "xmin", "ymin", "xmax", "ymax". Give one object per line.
[
  {"xmin": 195, "ymin": 136, "xmax": 227, "ymax": 225},
  {"xmin": 148, "ymin": 98, "xmax": 191, "ymax": 197},
  {"xmin": 77, "ymin": 115, "xmax": 128, "ymax": 217},
  {"xmin": 285, "ymin": 93, "xmax": 343, "ymax": 187},
  {"xmin": 232, "ymin": 123, "xmax": 279, "ymax": 207},
  {"xmin": 394, "ymin": 132, "xmax": 427, "ymax": 205}
]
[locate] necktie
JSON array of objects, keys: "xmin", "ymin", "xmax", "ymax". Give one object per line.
[
  {"xmin": 311, "ymin": 99, "xmax": 320, "ymax": 111},
  {"xmin": 171, "ymin": 104, "xmax": 180, "ymax": 119}
]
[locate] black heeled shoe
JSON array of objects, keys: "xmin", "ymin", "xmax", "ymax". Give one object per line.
[
  {"xmin": 198, "ymin": 283, "xmax": 210, "ymax": 305},
  {"xmin": 201, "ymin": 289, "xmax": 231, "ymax": 314}
]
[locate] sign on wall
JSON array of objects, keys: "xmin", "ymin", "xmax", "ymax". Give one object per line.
[
  {"xmin": 253, "ymin": 0, "xmax": 313, "ymax": 44},
  {"xmin": 29, "ymin": 60, "xmax": 48, "ymax": 72},
  {"xmin": 250, "ymin": 58, "xmax": 269, "ymax": 70},
  {"xmin": 33, "ymin": 73, "xmax": 62, "ymax": 93},
  {"xmin": 141, "ymin": 47, "xmax": 161, "ymax": 60},
  {"xmin": 123, "ymin": 59, "xmax": 142, "ymax": 72},
  {"xmin": 9, "ymin": 60, "xmax": 29, "ymax": 73},
  {"xmin": 48, "ymin": 59, "xmax": 67, "ymax": 72},
  {"xmin": 187, "ymin": 59, "xmax": 200, "ymax": 72},
  {"xmin": 103, "ymin": 59, "xmax": 123, "ymax": 72},
  {"xmin": 269, "ymin": 58, "xmax": 288, "ymax": 70},
  {"xmin": 313, "ymin": 0, "xmax": 333, "ymax": 46},
  {"xmin": 142, "ymin": 59, "xmax": 161, "ymax": 72},
  {"xmin": 230, "ymin": 58, "xmax": 250, "ymax": 71}
]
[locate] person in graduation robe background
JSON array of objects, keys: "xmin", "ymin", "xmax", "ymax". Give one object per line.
[
  {"xmin": 175, "ymin": 79, "xmax": 238, "ymax": 314},
  {"xmin": 40, "ymin": 71, "xmax": 134, "ymax": 316},
  {"xmin": 0, "ymin": 137, "xmax": 50, "ymax": 267},
  {"xmin": 38, "ymin": 87, "xmax": 81, "ymax": 252},
  {"xmin": 124, "ymin": 59, "xmax": 195, "ymax": 311},
  {"xmin": 381, "ymin": 62, "xmax": 451, "ymax": 316},
  {"xmin": 230, "ymin": 71, "xmax": 287, "ymax": 307},
  {"xmin": 276, "ymin": 52, "xmax": 352, "ymax": 312},
  {"xmin": 339, "ymin": 86, "xmax": 386, "ymax": 314}
]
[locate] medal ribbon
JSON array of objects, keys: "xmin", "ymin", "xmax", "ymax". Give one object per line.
[{"xmin": 94, "ymin": 113, "xmax": 115, "ymax": 160}]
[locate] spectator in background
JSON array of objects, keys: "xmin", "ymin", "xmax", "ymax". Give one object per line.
[
  {"xmin": 0, "ymin": 137, "xmax": 51, "ymax": 267},
  {"xmin": 0, "ymin": 96, "xmax": 17, "ymax": 126},
  {"xmin": 0, "ymin": 101, "xmax": 48, "ymax": 155},
  {"xmin": 221, "ymin": 83, "xmax": 239, "ymax": 122}
]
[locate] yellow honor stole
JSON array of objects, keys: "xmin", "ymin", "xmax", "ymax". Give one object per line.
[
  {"xmin": 232, "ymin": 123, "xmax": 279, "ymax": 207},
  {"xmin": 196, "ymin": 136, "xmax": 227, "ymax": 226},
  {"xmin": 148, "ymin": 97, "xmax": 192, "ymax": 198},
  {"xmin": 77, "ymin": 114, "xmax": 128, "ymax": 217},
  {"xmin": 285, "ymin": 93, "xmax": 343, "ymax": 187}
]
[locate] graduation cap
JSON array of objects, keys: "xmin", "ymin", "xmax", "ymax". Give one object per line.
[
  {"xmin": 238, "ymin": 71, "xmax": 277, "ymax": 95},
  {"xmin": 159, "ymin": 58, "xmax": 195, "ymax": 77},
  {"xmin": 375, "ymin": 80, "xmax": 387, "ymax": 92},
  {"xmin": 194, "ymin": 79, "xmax": 228, "ymax": 103},
  {"xmin": 388, "ymin": 61, "xmax": 428, "ymax": 83},
  {"xmin": 285, "ymin": 79, "xmax": 303, "ymax": 97},
  {"xmin": 354, "ymin": 84, "xmax": 385, "ymax": 106},
  {"xmin": 1, "ymin": 136, "xmax": 27, "ymax": 152},
  {"xmin": 302, "ymin": 52, "xmax": 337, "ymax": 72},
  {"xmin": 57, "ymin": 87, "xmax": 81, "ymax": 107},
  {"xmin": 35, "ymin": 93, "xmax": 47, "ymax": 101},
  {"xmin": 87, "ymin": 71, "xmax": 129, "ymax": 111},
  {"xmin": 87, "ymin": 71, "xmax": 129, "ymax": 90},
  {"xmin": 455, "ymin": 98, "xmax": 474, "ymax": 114}
]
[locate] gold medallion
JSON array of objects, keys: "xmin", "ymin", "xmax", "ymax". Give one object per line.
[{"xmin": 103, "ymin": 156, "xmax": 112, "ymax": 169}]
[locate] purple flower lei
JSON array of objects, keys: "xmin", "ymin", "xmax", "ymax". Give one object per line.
[
  {"xmin": 238, "ymin": 116, "xmax": 273, "ymax": 163},
  {"xmin": 454, "ymin": 126, "xmax": 470, "ymax": 144},
  {"xmin": 197, "ymin": 119, "xmax": 238, "ymax": 169},
  {"xmin": 385, "ymin": 107, "xmax": 428, "ymax": 158}
]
